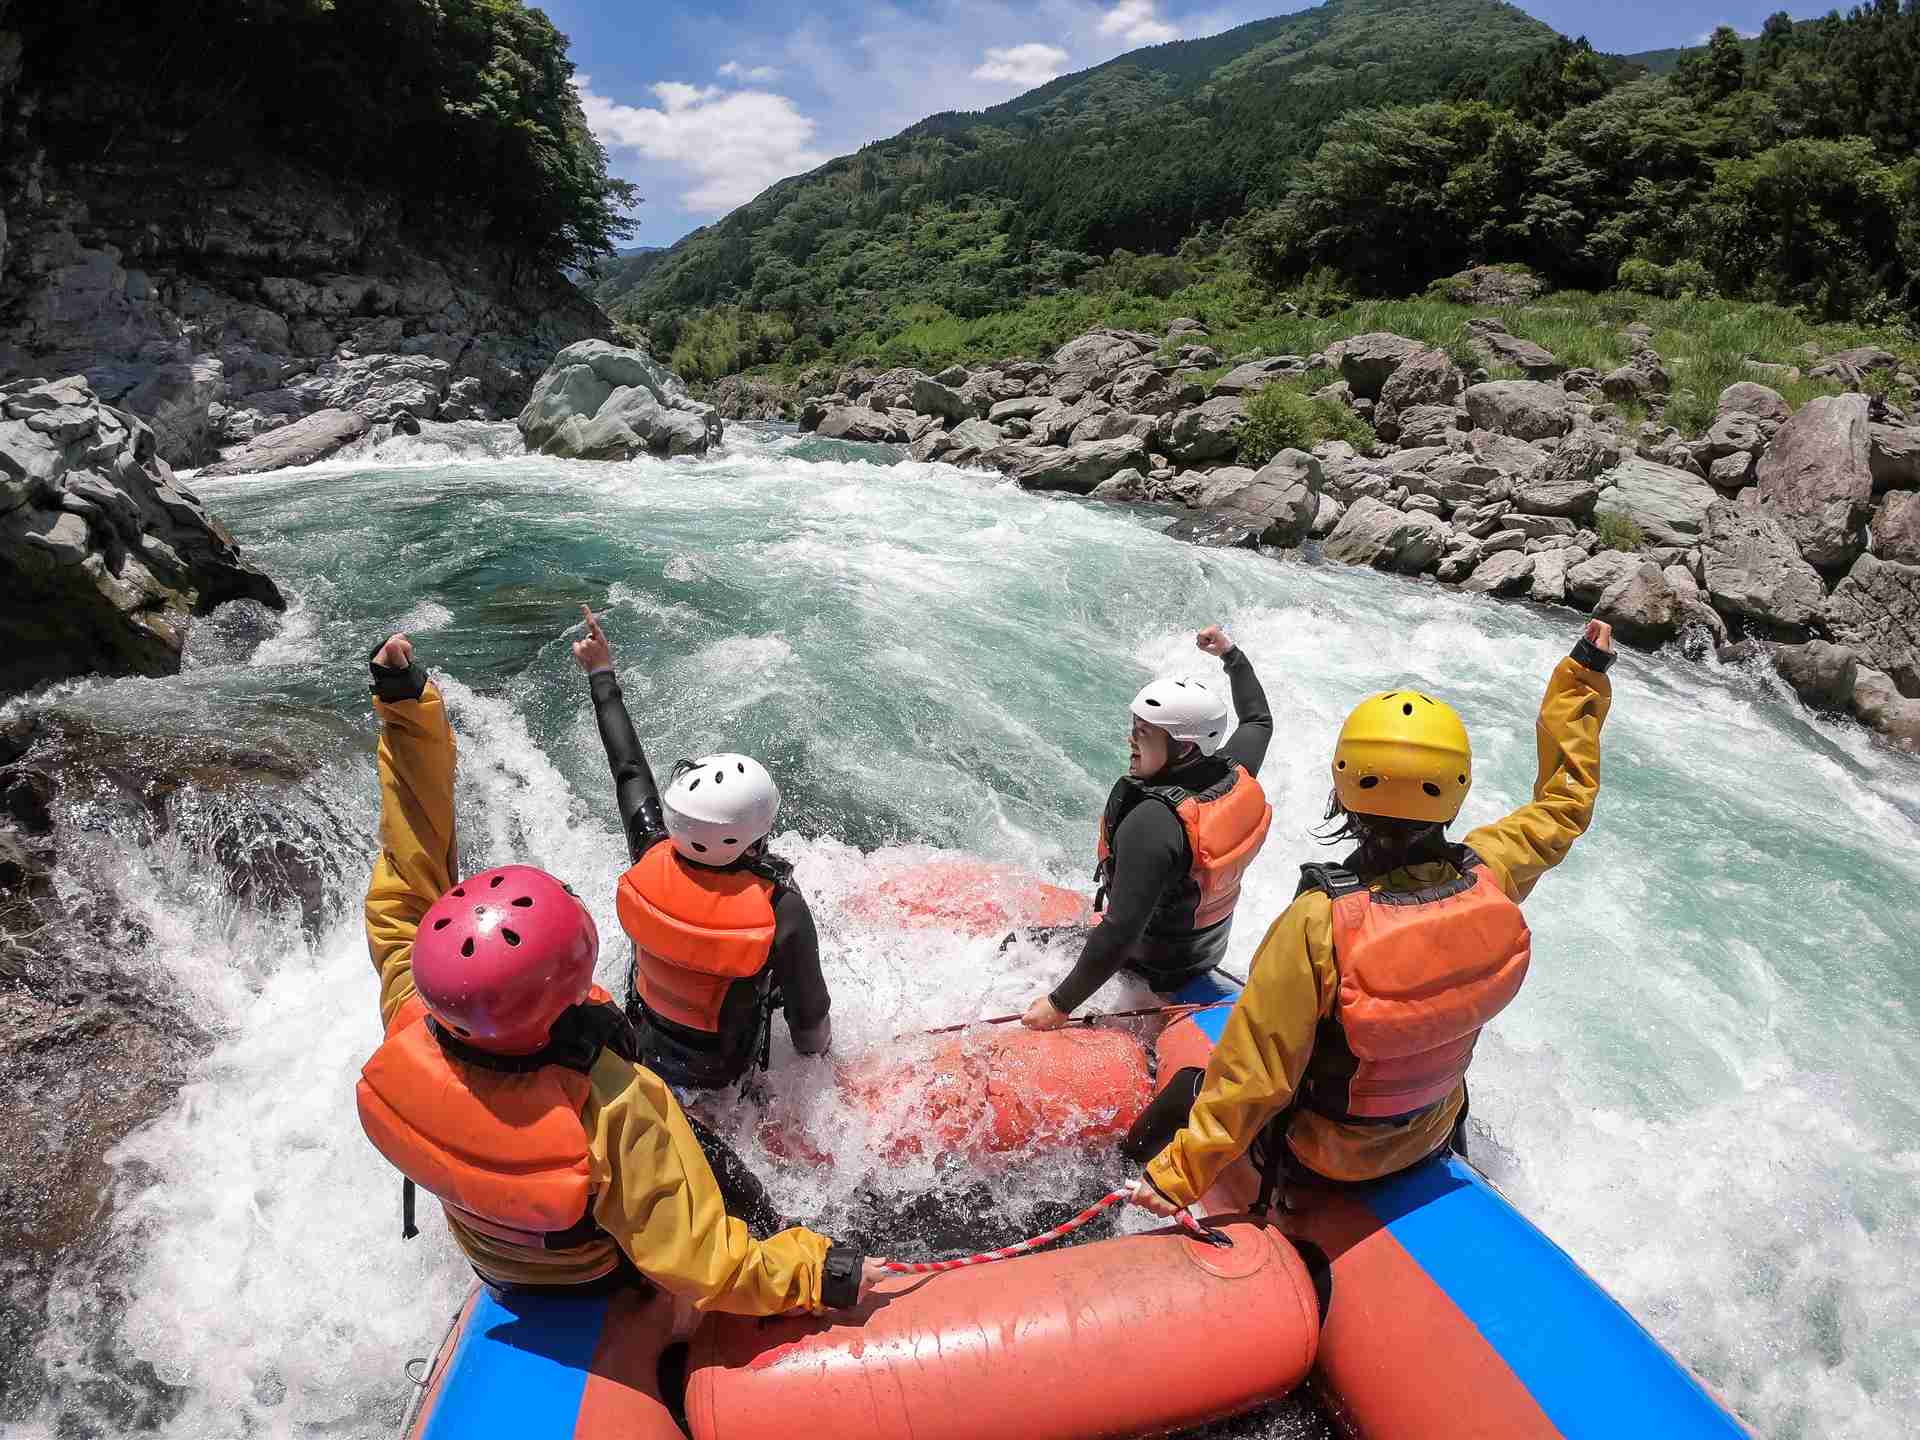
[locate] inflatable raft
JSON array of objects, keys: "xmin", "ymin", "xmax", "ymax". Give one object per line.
[{"xmin": 396, "ymin": 866, "xmax": 1754, "ymax": 1440}]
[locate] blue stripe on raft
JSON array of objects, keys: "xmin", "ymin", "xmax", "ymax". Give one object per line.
[
  {"xmin": 419, "ymin": 1287, "xmax": 607, "ymax": 1440},
  {"xmin": 1172, "ymin": 972, "xmax": 1239, "ymax": 1041},
  {"xmin": 1367, "ymin": 1156, "xmax": 1747, "ymax": 1439}
]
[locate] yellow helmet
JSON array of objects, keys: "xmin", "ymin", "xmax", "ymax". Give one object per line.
[{"xmin": 1332, "ymin": 690, "xmax": 1472, "ymax": 824}]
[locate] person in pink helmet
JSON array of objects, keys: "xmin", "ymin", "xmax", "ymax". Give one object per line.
[{"xmin": 354, "ymin": 633, "xmax": 877, "ymax": 1311}]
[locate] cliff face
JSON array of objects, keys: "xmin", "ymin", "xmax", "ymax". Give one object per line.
[{"xmin": 0, "ymin": 19, "xmax": 612, "ymax": 467}]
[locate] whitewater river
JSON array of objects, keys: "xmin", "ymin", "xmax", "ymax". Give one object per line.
[{"xmin": 11, "ymin": 423, "xmax": 1918, "ymax": 1438}]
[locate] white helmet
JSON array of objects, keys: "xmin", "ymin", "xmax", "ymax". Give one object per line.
[
  {"xmin": 1130, "ymin": 678, "xmax": 1230, "ymax": 756},
  {"xmin": 662, "ymin": 753, "xmax": 781, "ymax": 866}
]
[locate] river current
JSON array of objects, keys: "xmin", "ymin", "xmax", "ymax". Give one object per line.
[{"xmin": 9, "ymin": 422, "xmax": 1918, "ymax": 1438}]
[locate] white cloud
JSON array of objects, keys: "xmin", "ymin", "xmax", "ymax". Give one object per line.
[
  {"xmin": 971, "ymin": 42, "xmax": 1072, "ymax": 88},
  {"xmin": 718, "ymin": 61, "xmax": 781, "ymax": 82},
  {"xmin": 1098, "ymin": 0, "xmax": 1179, "ymax": 45},
  {"xmin": 578, "ymin": 75, "xmax": 831, "ymax": 214}
]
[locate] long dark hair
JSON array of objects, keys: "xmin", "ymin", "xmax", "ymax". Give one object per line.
[{"xmin": 1313, "ymin": 792, "xmax": 1450, "ymax": 878}]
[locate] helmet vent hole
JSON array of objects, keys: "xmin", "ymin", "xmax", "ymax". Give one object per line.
[
  {"xmin": 724, "ymin": 837, "xmax": 737, "ymax": 846},
  {"xmin": 715, "ymin": 772, "xmax": 724, "ymax": 784},
  {"xmin": 1423, "ymin": 782, "xmax": 1443, "ymax": 798},
  {"xmin": 692, "ymin": 841, "xmax": 708, "ymax": 853},
  {"xmin": 1145, "ymin": 698, "xmax": 1161, "ymax": 707},
  {"xmin": 450, "ymin": 1024, "xmax": 471, "ymax": 1038},
  {"xmin": 460, "ymin": 938, "xmax": 475, "ymax": 958},
  {"xmin": 432, "ymin": 917, "xmax": 450, "ymax": 931},
  {"xmin": 1336, "ymin": 759, "xmax": 1347, "ymax": 771},
  {"xmin": 501, "ymin": 927, "xmax": 521, "ymax": 947},
  {"xmin": 737, "ymin": 762, "xmax": 746, "ymax": 774},
  {"xmin": 489, "ymin": 874, "xmax": 504, "ymax": 888},
  {"xmin": 1458, "ymin": 773, "xmax": 1467, "ymax": 784},
  {"xmin": 451, "ymin": 887, "xmax": 465, "ymax": 898},
  {"xmin": 511, "ymin": 896, "xmax": 534, "ymax": 908},
  {"xmin": 1208, "ymin": 730, "xmax": 1219, "ymax": 738},
  {"xmin": 688, "ymin": 778, "xmax": 701, "ymax": 791},
  {"xmin": 1402, "ymin": 702, "xmax": 1414, "ymax": 717},
  {"xmin": 1358, "ymin": 776, "xmax": 1380, "ymax": 790}
]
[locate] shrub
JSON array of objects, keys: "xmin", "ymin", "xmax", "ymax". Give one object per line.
[
  {"xmin": 1595, "ymin": 511, "xmax": 1647, "ymax": 551},
  {"xmin": 1239, "ymin": 381, "xmax": 1376, "ymax": 466}
]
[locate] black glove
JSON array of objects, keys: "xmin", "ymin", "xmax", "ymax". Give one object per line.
[
  {"xmin": 820, "ymin": 1243, "xmax": 867, "ymax": 1309},
  {"xmin": 1570, "ymin": 634, "xmax": 1616, "ymax": 673},
  {"xmin": 368, "ymin": 641, "xmax": 429, "ymax": 702}
]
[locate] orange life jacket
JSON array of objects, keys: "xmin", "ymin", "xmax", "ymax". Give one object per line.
[
  {"xmin": 355, "ymin": 987, "xmax": 629, "ymax": 1283},
  {"xmin": 616, "ymin": 839, "xmax": 779, "ymax": 1035},
  {"xmin": 1298, "ymin": 851, "xmax": 1531, "ymax": 1123},
  {"xmin": 1097, "ymin": 762, "xmax": 1273, "ymax": 974}
]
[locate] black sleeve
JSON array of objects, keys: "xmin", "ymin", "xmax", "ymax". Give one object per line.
[
  {"xmin": 588, "ymin": 670, "xmax": 666, "ymax": 863},
  {"xmin": 1220, "ymin": 646, "xmax": 1273, "ymax": 776},
  {"xmin": 770, "ymin": 887, "xmax": 831, "ymax": 1036},
  {"xmin": 1048, "ymin": 802, "xmax": 1186, "ymax": 1013}
]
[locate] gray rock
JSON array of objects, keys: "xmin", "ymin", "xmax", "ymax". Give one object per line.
[
  {"xmin": 1378, "ymin": 349, "xmax": 1465, "ymax": 425},
  {"xmin": 1701, "ymin": 501, "xmax": 1827, "ymax": 629},
  {"xmin": 1873, "ymin": 490, "xmax": 1920, "ymax": 565},
  {"xmin": 1530, "ymin": 546, "xmax": 1573, "ymax": 604},
  {"xmin": 1466, "ymin": 319, "xmax": 1560, "ymax": 377},
  {"xmin": 1393, "ymin": 404, "xmax": 1469, "ymax": 448},
  {"xmin": 1709, "ymin": 452, "xmax": 1756, "ymax": 489},
  {"xmin": 1311, "ymin": 493, "xmax": 1345, "ymax": 537},
  {"xmin": 1754, "ymin": 394, "xmax": 1873, "ymax": 572},
  {"xmin": 1437, "ymin": 537, "xmax": 1483, "ymax": 584},
  {"xmin": 1870, "ymin": 424, "xmax": 1920, "ymax": 492},
  {"xmin": 1504, "ymin": 513, "xmax": 1577, "ymax": 540},
  {"xmin": 1463, "ymin": 381, "xmax": 1575, "ymax": 441},
  {"xmin": 1211, "ymin": 357, "xmax": 1304, "ymax": 397},
  {"xmin": 1031, "ymin": 396, "xmax": 1108, "ymax": 448},
  {"xmin": 285, "ymin": 352, "xmax": 451, "ymax": 420},
  {"xmin": 1482, "ymin": 528, "xmax": 1528, "ymax": 556},
  {"xmin": 200, "ymin": 408, "xmax": 369, "ymax": 476},
  {"xmin": 1442, "ymin": 267, "xmax": 1546, "ymax": 306},
  {"xmin": 1052, "ymin": 329, "xmax": 1155, "ymax": 375},
  {"xmin": 1159, "ymin": 397, "xmax": 1247, "ymax": 464},
  {"xmin": 910, "ymin": 375, "xmax": 971, "ymax": 423},
  {"xmin": 519, "ymin": 342, "xmax": 721, "ymax": 459},
  {"xmin": 1810, "ymin": 347, "xmax": 1900, "ymax": 386},
  {"xmin": 987, "ymin": 396, "xmax": 1054, "ymax": 424},
  {"xmin": 1110, "ymin": 365, "xmax": 1181, "ymax": 416},
  {"xmin": 1717, "ymin": 382, "xmax": 1791, "ymax": 426},
  {"xmin": 1089, "ymin": 467, "xmax": 1151, "ymax": 502},
  {"xmin": 1335, "ymin": 333, "xmax": 1427, "ymax": 400},
  {"xmin": 1167, "ymin": 317, "xmax": 1208, "ymax": 339},
  {"xmin": 1003, "ymin": 436, "xmax": 1152, "ymax": 494},
  {"xmin": 1322, "ymin": 496, "xmax": 1451, "ymax": 574},
  {"xmin": 815, "ymin": 406, "xmax": 903, "ymax": 444},
  {"xmin": 1462, "ymin": 550, "xmax": 1535, "ymax": 594},
  {"xmin": 0, "ymin": 378, "xmax": 284, "ymax": 690},
  {"xmin": 1593, "ymin": 459, "xmax": 1717, "ymax": 547},
  {"xmin": 1515, "ymin": 471, "xmax": 1600, "ymax": 518},
  {"xmin": 1465, "ymin": 429, "xmax": 1552, "ymax": 476},
  {"xmin": 1773, "ymin": 641, "xmax": 1859, "ymax": 712},
  {"xmin": 1697, "ymin": 413, "xmax": 1767, "ymax": 463},
  {"xmin": 1824, "ymin": 554, "xmax": 1920, "ymax": 696},
  {"xmin": 1849, "ymin": 665, "xmax": 1920, "ymax": 750},
  {"xmin": 934, "ymin": 364, "xmax": 970, "ymax": 387},
  {"xmin": 1593, "ymin": 562, "xmax": 1681, "ymax": 648},
  {"xmin": 1566, "ymin": 549, "xmax": 1642, "ymax": 607},
  {"xmin": 1193, "ymin": 450, "xmax": 1322, "ymax": 548}
]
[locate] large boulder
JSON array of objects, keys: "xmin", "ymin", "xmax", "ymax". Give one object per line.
[
  {"xmin": 1773, "ymin": 641, "xmax": 1859, "ymax": 712},
  {"xmin": 1870, "ymin": 424, "xmax": 1920, "ymax": 492},
  {"xmin": 910, "ymin": 375, "xmax": 971, "ymax": 423},
  {"xmin": 1052, "ymin": 329, "xmax": 1155, "ymax": 376},
  {"xmin": 1461, "ymin": 549, "xmax": 1535, "ymax": 595},
  {"xmin": 1566, "ymin": 548, "xmax": 1642, "ymax": 608},
  {"xmin": 1463, "ymin": 381, "xmax": 1574, "ymax": 441},
  {"xmin": 1193, "ymin": 450, "xmax": 1323, "ymax": 548},
  {"xmin": 1717, "ymin": 382, "xmax": 1791, "ymax": 427},
  {"xmin": 1753, "ymin": 393, "xmax": 1873, "ymax": 572},
  {"xmin": 1335, "ymin": 333, "xmax": 1427, "ymax": 400},
  {"xmin": 200, "ymin": 408, "xmax": 369, "ymax": 476},
  {"xmin": 1824, "ymin": 554, "xmax": 1920, "ymax": 696},
  {"xmin": 0, "ymin": 376, "xmax": 285, "ymax": 692},
  {"xmin": 1593, "ymin": 459, "xmax": 1716, "ymax": 548},
  {"xmin": 1873, "ymin": 490, "xmax": 1920, "ymax": 565},
  {"xmin": 1466, "ymin": 319, "xmax": 1560, "ymax": 377},
  {"xmin": 1394, "ymin": 404, "xmax": 1469, "ymax": 449},
  {"xmin": 519, "ymin": 341, "xmax": 721, "ymax": 459},
  {"xmin": 1439, "ymin": 267, "xmax": 1545, "ymax": 306},
  {"xmin": 1212, "ymin": 357, "xmax": 1305, "ymax": 397},
  {"xmin": 987, "ymin": 396, "xmax": 1054, "ymax": 425},
  {"xmin": 1110, "ymin": 365, "xmax": 1182, "ymax": 417},
  {"xmin": 1159, "ymin": 397, "xmax": 1247, "ymax": 464},
  {"xmin": 1530, "ymin": 546, "xmax": 1574, "ymax": 604},
  {"xmin": 1849, "ymin": 665, "xmax": 1920, "ymax": 750},
  {"xmin": 815, "ymin": 406, "xmax": 904, "ymax": 444},
  {"xmin": 1322, "ymin": 497, "xmax": 1451, "ymax": 574},
  {"xmin": 284, "ymin": 352, "xmax": 452, "ymax": 420},
  {"xmin": 1700, "ymin": 500, "xmax": 1827, "ymax": 630},
  {"xmin": 1002, "ymin": 436, "xmax": 1151, "ymax": 494},
  {"xmin": 1593, "ymin": 562, "xmax": 1681, "ymax": 648},
  {"xmin": 1377, "ymin": 349, "xmax": 1465, "ymax": 430}
]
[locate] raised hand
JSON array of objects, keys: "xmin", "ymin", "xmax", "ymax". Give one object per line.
[
  {"xmin": 572, "ymin": 604, "xmax": 613, "ymax": 674},
  {"xmin": 1583, "ymin": 619, "xmax": 1615, "ymax": 655},
  {"xmin": 373, "ymin": 633, "xmax": 412, "ymax": 669},
  {"xmin": 1195, "ymin": 626, "xmax": 1232, "ymax": 657}
]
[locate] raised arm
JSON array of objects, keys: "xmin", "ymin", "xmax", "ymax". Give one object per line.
[
  {"xmin": 1197, "ymin": 626, "xmax": 1273, "ymax": 776},
  {"xmin": 363, "ymin": 634, "xmax": 458, "ymax": 1028},
  {"xmin": 1461, "ymin": 620, "xmax": 1616, "ymax": 904},
  {"xmin": 573, "ymin": 605, "xmax": 666, "ymax": 862}
]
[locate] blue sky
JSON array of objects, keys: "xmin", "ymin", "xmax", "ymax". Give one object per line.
[{"xmin": 539, "ymin": 0, "xmax": 1831, "ymax": 248}]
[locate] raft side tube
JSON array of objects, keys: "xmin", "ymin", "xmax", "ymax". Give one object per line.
[
  {"xmin": 845, "ymin": 860, "xmax": 1091, "ymax": 938},
  {"xmin": 685, "ymin": 1220, "xmax": 1320, "ymax": 1440}
]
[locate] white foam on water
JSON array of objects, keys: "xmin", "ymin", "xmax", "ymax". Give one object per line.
[{"xmin": 29, "ymin": 427, "xmax": 1920, "ymax": 1438}]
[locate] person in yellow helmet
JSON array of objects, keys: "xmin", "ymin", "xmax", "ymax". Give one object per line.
[
  {"xmin": 1126, "ymin": 619, "xmax": 1616, "ymax": 1214},
  {"xmin": 357, "ymin": 631, "xmax": 881, "ymax": 1313}
]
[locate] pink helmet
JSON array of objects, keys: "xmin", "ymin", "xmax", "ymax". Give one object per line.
[{"xmin": 413, "ymin": 865, "xmax": 598, "ymax": 1054}]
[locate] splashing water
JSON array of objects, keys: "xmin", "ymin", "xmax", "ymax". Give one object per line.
[{"xmin": 14, "ymin": 422, "xmax": 1919, "ymax": 1439}]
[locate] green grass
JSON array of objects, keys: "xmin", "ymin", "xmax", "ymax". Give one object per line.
[
  {"xmin": 1595, "ymin": 512, "xmax": 1648, "ymax": 551},
  {"xmin": 1239, "ymin": 379, "xmax": 1377, "ymax": 465}
]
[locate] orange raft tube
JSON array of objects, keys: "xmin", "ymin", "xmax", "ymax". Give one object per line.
[{"xmin": 844, "ymin": 859, "xmax": 1091, "ymax": 938}]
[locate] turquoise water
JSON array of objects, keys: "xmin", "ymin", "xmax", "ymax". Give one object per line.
[{"xmin": 18, "ymin": 423, "xmax": 1919, "ymax": 1437}]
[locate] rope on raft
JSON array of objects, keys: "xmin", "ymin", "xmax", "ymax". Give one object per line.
[{"xmin": 878, "ymin": 1188, "xmax": 1216, "ymax": 1274}]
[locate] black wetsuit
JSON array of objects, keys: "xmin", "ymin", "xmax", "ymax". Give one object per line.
[
  {"xmin": 587, "ymin": 669, "xmax": 833, "ymax": 1085},
  {"xmin": 1048, "ymin": 647, "xmax": 1272, "ymax": 1014}
]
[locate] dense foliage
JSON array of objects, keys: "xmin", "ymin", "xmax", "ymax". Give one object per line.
[
  {"xmin": 9, "ymin": 0, "xmax": 635, "ymax": 271},
  {"xmin": 1239, "ymin": 381, "xmax": 1377, "ymax": 465}
]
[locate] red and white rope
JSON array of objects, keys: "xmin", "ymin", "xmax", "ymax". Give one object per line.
[{"xmin": 878, "ymin": 1186, "xmax": 1209, "ymax": 1274}]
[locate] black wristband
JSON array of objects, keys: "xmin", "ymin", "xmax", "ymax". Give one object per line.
[
  {"xmin": 1570, "ymin": 636, "xmax": 1616, "ymax": 673},
  {"xmin": 821, "ymin": 1244, "xmax": 865, "ymax": 1309},
  {"xmin": 368, "ymin": 642, "xmax": 429, "ymax": 702}
]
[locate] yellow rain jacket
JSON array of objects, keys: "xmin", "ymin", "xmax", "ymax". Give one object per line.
[
  {"xmin": 1146, "ymin": 655, "xmax": 1612, "ymax": 1201},
  {"xmin": 364, "ymin": 684, "xmax": 833, "ymax": 1312}
]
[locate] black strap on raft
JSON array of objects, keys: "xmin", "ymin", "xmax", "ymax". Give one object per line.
[{"xmin": 401, "ymin": 1178, "xmax": 418, "ymax": 1240}]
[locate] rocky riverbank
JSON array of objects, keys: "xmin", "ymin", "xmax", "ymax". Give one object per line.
[{"xmin": 794, "ymin": 322, "xmax": 1920, "ymax": 749}]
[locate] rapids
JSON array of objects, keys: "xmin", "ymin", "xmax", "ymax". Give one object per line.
[{"xmin": 7, "ymin": 422, "xmax": 1917, "ymax": 1439}]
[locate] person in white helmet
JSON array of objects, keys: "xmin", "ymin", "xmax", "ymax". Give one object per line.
[
  {"xmin": 570, "ymin": 607, "xmax": 833, "ymax": 1104},
  {"xmin": 1024, "ymin": 625, "xmax": 1274, "ymax": 1029}
]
